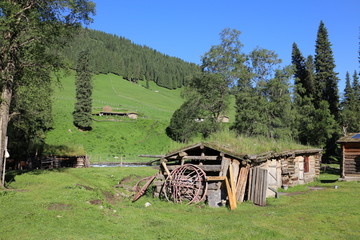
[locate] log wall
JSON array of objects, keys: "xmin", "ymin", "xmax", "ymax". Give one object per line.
[{"xmin": 342, "ymin": 143, "xmax": 360, "ymax": 176}]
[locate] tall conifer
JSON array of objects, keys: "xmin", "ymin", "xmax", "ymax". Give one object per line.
[
  {"xmin": 73, "ymin": 50, "xmax": 93, "ymax": 130},
  {"xmin": 314, "ymin": 21, "xmax": 340, "ymax": 120}
]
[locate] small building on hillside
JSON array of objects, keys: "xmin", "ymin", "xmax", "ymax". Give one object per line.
[
  {"xmin": 93, "ymin": 106, "xmax": 138, "ymax": 119},
  {"xmin": 151, "ymin": 143, "xmax": 322, "ymax": 208},
  {"xmin": 338, "ymin": 133, "xmax": 360, "ymax": 181}
]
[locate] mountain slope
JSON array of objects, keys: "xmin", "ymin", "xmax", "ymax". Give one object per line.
[
  {"xmin": 46, "ymin": 72, "xmax": 185, "ymax": 162},
  {"xmin": 61, "ymin": 28, "xmax": 199, "ymax": 89}
]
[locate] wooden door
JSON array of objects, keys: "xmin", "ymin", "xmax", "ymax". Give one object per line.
[{"xmin": 248, "ymin": 167, "xmax": 268, "ymax": 206}]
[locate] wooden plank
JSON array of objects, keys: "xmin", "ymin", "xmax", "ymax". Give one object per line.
[
  {"xmin": 161, "ymin": 160, "xmax": 172, "ymax": 179},
  {"xmin": 182, "ymin": 156, "xmax": 219, "ymax": 160},
  {"xmin": 247, "ymin": 167, "xmax": 253, "ymax": 201},
  {"xmin": 229, "ymin": 163, "xmax": 236, "ymax": 196},
  {"xmin": 232, "ymin": 160, "xmax": 240, "ymax": 187},
  {"xmin": 220, "ymin": 157, "xmax": 230, "ymax": 177},
  {"xmin": 167, "ymin": 164, "xmax": 221, "ymax": 172},
  {"xmin": 261, "ymin": 169, "xmax": 268, "ymax": 206},
  {"xmin": 207, "ymin": 176, "xmax": 226, "ymax": 181},
  {"xmin": 235, "ymin": 165, "xmax": 250, "ymax": 202},
  {"xmin": 240, "ymin": 165, "xmax": 250, "ymax": 202},
  {"xmin": 235, "ymin": 167, "xmax": 245, "ymax": 200},
  {"xmin": 207, "ymin": 176, "xmax": 236, "ymax": 210},
  {"xmin": 224, "ymin": 177, "xmax": 237, "ymax": 210}
]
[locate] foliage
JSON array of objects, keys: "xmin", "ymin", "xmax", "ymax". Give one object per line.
[
  {"xmin": 314, "ymin": 21, "xmax": 340, "ymax": 120},
  {"xmin": 167, "ymin": 73, "xmax": 229, "ymax": 142},
  {"xmin": 234, "ymin": 48, "xmax": 293, "ymax": 139},
  {"xmin": 0, "ymin": 0, "xmax": 95, "ymax": 184},
  {"xmin": 206, "ymin": 129, "xmax": 312, "ymax": 154},
  {"xmin": 73, "ymin": 50, "xmax": 93, "ymax": 130},
  {"xmin": 341, "ymin": 71, "xmax": 360, "ymax": 133},
  {"xmin": 291, "ymin": 43, "xmax": 315, "ymax": 99},
  {"xmin": 201, "ymin": 28, "xmax": 246, "ymax": 86},
  {"xmin": 1, "ymin": 167, "xmax": 360, "ymax": 239},
  {"xmin": 8, "ymin": 78, "xmax": 54, "ymax": 160},
  {"xmin": 61, "ymin": 28, "xmax": 199, "ymax": 89},
  {"xmin": 292, "ymin": 22, "xmax": 341, "ymax": 149}
]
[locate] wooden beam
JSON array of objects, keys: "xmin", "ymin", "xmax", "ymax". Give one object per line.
[
  {"xmin": 183, "ymin": 156, "xmax": 218, "ymax": 160},
  {"xmin": 207, "ymin": 176, "xmax": 236, "ymax": 210},
  {"xmin": 160, "ymin": 159, "xmax": 172, "ymax": 179},
  {"xmin": 138, "ymin": 154, "xmax": 165, "ymax": 158},
  {"xmin": 167, "ymin": 165, "xmax": 221, "ymax": 172}
]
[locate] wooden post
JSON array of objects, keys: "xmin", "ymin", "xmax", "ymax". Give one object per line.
[
  {"xmin": 161, "ymin": 159, "xmax": 172, "ymax": 179},
  {"xmin": 1, "ymin": 136, "xmax": 8, "ymax": 187},
  {"xmin": 207, "ymin": 176, "xmax": 236, "ymax": 210},
  {"xmin": 228, "ymin": 163, "xmax": 236, "ymax": 200}
]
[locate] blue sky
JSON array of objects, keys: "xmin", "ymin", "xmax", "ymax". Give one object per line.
[{"xmin": 89, "ymin": 0, "xmax": 359, "ymax": 93}]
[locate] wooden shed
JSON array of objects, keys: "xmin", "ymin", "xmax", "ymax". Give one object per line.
[
  {"xmin": 338, "ymin": 133, "xmax": 360, "ymax": 181},
  {"xmin": 151, "ymin": 143, "xmax": 322, "ymax": 208}
]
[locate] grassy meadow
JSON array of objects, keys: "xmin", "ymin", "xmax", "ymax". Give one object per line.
[
  {"xmin": 46, "ymin": 73, "xmax": 186, "ymax": 162},
  {"xmin": 45, "ymin": 72, "xmax": 310, "ymax": 163},
  {"xmin": 1, "ymin": 165, "xmax": 360, "ymax": 239}
]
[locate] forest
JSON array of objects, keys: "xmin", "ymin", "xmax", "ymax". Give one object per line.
[
  {"xmin": 61, "ymin": 28, "xmax": 199, "ymax": 89},
  {"xmin": 167, "ymin": 25, "xmax": 360, "ymax": 159}
]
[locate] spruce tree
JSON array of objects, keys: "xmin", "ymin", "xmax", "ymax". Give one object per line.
[
  {"xmin": 314, "ymin": 21, "xmax": 340, "ymax": 120},
  {"xmin": 292, "ymin": 43, "xmax": 307, "ymax": 97},
  {"xmin": 73, "ymin": 50, "xmax": 93, "ymax": 130}
]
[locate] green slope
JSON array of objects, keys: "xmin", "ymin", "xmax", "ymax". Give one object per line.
[{"xmin": 46, "ymin": 72, "xmax": 185, "ymax": 162}]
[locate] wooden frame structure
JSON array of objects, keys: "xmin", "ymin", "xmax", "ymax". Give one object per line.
[
  {"xmin": 338, "ymin": 133, "xmax": 360, "ymax": 181},
  {"xmin": 150, "ymin": 143, "xmax": 322, "ymax": 209}
]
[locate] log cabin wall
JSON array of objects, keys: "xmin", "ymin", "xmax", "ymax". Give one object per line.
[
  {"xmin": 342, "ymin": 142, "xmax": 360, "ymax": 177},
  {"xmin": 338, "ymin": 133, "xmax": 360, "ymax": 181}
]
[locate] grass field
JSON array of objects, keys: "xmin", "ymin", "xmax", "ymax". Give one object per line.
[
  {"xmin": 1, "ymin": 165, "xmax": 359, "ymax": 239},
  {"xmin": 46, "ymin": 73, "xmax": 186, "ymax": 161}
]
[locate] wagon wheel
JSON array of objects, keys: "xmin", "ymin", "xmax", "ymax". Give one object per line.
[
  {"xmin": 163, "ymin": 164, "xmax": 208, "ymax": 204},
  {"xmin": 132, "ymin": 175, "xmax": 156, "ymax": 202}
]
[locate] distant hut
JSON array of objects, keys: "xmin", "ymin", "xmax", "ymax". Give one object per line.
[
  {"xmin": 127, "ymin": 113, "xmax": 138, "ymax": 119},
  {"xmin": 338, "ymin": 133, "xmax": 360, "ymax": 181}
]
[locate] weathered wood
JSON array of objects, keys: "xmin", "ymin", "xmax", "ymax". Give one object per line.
[
  {"xmin": 161, "ymin": 160, "xmax": 171, "ymax": 179},
  {"xmin": 229, "ymin": 163, "xmax": 236, "ymax": 202},
  {"xmin": 179, "ymin": 151, "xmax": 188, "ymax": 157},
  {"xmin": 225, "ymin": 177, "xmax": 237, "ymax": 210},
  {"xmin": 232, "ymin": 160, "xmax": 240, "ymax": 186},
  {"xmin": 167, "ymin": 164, "xmax": 221, "ymax": 172},
  {"xmin": 207, "ymin": 176, "xmax": 236, "ymax": 210},
  {"xmin": 207, "ymin": 176, "xmax": 226, "ymax": 181},
  {"xmin": 235, "ymin": 165, "xmax": 249, "ymax": 202},
  {"xmin": 167, "ymin": 155, "xmax": 219, "ymax": 160},
  {"xmin": 220, "ymin": 157, "xmax": 230, "ymax": 176},
  {"xmin": 248, "ymin": 168, "xmax": 253, "ymax": 200},
  {"xmin": 183, "ymin": 156, "xmax": 219, "ymax": 160}
]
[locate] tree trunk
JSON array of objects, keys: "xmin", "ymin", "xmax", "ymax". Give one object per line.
[{"xmin": 0, "ymin": 86, "xmax": 12, "ymax": 187}]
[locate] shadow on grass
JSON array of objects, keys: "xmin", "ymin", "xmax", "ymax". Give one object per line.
[{"xmin": 5, "ymin": 168, "xmax": 68, "ymax": 187}]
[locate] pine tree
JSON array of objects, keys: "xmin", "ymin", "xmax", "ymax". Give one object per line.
[
  {"xmin": 292, "ymin": 43, "xmax": 307, "ymax": 97},
  {"xmin": 304, "ymin": 55, "xmax": 316, "ymax": 98},
  {"xmin": 73, "ymin": 50, "xmax": 93, "ymax": 130},
  {"xmin": 314, "ymin": 21, "xmax": 340, "ymax": 120}
]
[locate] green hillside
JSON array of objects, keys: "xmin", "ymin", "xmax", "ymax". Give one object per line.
[{"xmin": 46, "ymin": 72, "xmax": 185, "ymax": 162}]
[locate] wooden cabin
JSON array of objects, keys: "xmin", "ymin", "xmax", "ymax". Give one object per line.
[
  {"xmin": 338, "ymin": 133, "xmax": 360, "ymax": 181},
  {"xmin": 152, "ymin": 143, "xmax": 322, "ymax": 207}
]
